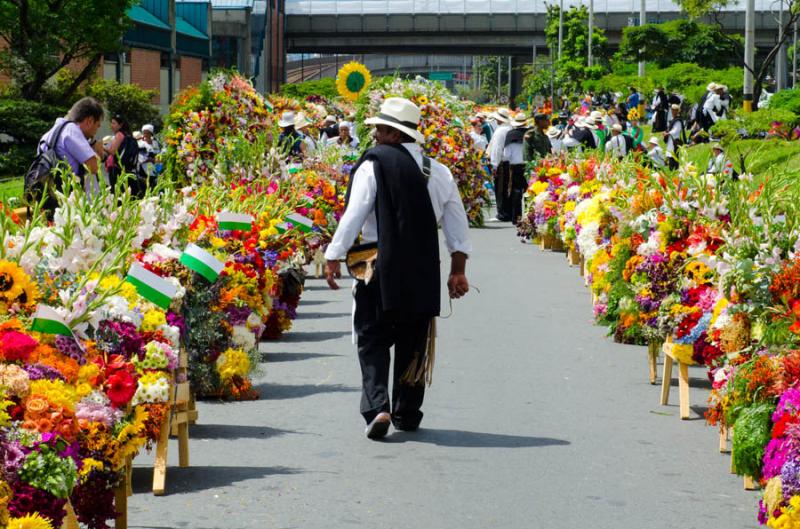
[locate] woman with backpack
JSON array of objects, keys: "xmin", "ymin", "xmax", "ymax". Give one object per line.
[{"xmin": 104, "ymin": 115, "xmax": 139, "ymax": 188}]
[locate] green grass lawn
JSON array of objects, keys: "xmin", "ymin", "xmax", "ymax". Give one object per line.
[
  {"xmin": 0, "ymin": 178, "xmax": 23, "ymax": 202},
  {"xmin": 684, "ymin": 139, "xmax": 800, "ymax": 176}
]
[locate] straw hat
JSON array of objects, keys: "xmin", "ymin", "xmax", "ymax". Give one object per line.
[
  {"xmin": 142, "ymin": 124, "xmax": 155, "ymax": 133},
  {"xmin": 647, "ymin": 136, "xmax": 660, "ymax": 146},
  {"xmin": 323, "ymin": 115, "xmax": 336, "ymax": 124},
  {"xmin": 492, "ymin": 108, "xmax": 511, "ymax": 123},
  {"xmin": 707, "ymin": 82, "xmax": 719, "ymax": 91},
  {"xmin": 278, "ymin": 111, "xmax": 296, "ymax": 127},
  {"xmin": 546, "ymin": 127, "xmax": 561, "ymax": 139},
  {"xmin": 364, "ymin": 97, "xmax": 425, "ymax": 143},
  {"xmin": 670, "ymin": 104, "xmax": 681, "ymax": 110},
  {"xmin": 711, "ymin": 142, "xmax": 724, "ymax": 152},
  {"xmin": 294, "ymin": 112, "xmax": 312, "ymax": 130},
  {"xmin": 510, "ymin": 113, "xmax": 528, "ymax": 128},
  {"xmin": 611, "ymin": 123, "xmax": 623, "ymax": 133},
  {"xmin": 589, "ymin": 110, "xmax": 604, "ymax": 122}
]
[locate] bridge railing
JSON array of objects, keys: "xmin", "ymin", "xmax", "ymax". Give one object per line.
[{"xmin": 286, "ymin": 0, "xmax": 772, "ymax": 15}]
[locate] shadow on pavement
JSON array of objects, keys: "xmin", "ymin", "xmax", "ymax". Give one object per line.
[
  {"xmin": 298, "ymin": 299, "xmax": 333, "ymax": 306},
  {"xmin": 280, "ymin": 330, "xmax": 351, "ymax": 343},
  {"xmin": 253, "ymin": 382, "xmax": 358, "ymax": 400},
  {"xmin": 189, "ymin": 423, "xmax": 300, "ymax": 440},
  {"xmin": 387, "ymin": 428, "xmax": 570, "ymax": 448},
  {"xmin": 296, "ymin": 311, "xmax": 351, "ymax": 319},
  {"xmin": 131, "ymin": 465, "xmax": 302, "ymax": 495},
  {"xmin": 260, "ymin": 351, "xmax": 342, "ymax": 363}
]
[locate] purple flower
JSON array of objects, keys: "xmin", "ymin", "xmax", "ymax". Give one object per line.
[{"xmin": 24, "ymin": 363, "xmax": 66, "ymax": 381}]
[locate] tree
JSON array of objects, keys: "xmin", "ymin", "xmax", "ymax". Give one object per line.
[
  {"xmin": 619, "ymin": 19, "xmax": 742, "ymax": 69},
  {"xmin": 85, "ymin": 79, "xmax": 160, "ymax": 131},
  {"xmin": 0, "ymin": 0, "xmax": 136, "ymax": 101},
  {"xmin": 672, "ymin": 0, "xmax": 800, "ymax": 109}
]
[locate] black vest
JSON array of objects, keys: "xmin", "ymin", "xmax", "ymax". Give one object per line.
[{"xmin": 346, "ymin": 144, "xmax": 441, "ymax": 320}]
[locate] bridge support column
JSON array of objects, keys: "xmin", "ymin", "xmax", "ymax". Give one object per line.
[{"xmin": 509, "ymin": 56, "xmax": 526, "ymax": 109}]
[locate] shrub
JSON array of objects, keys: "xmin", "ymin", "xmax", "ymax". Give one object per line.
[
  {"xmin": 85, "ymin": 79, "xmax": 160, "ymax": 131},
  {"xmin": 0, "ymin": 98, "xmax": 67, "ymax": 177},
  {"xmin": 281, "ymin": 78, "xmax": 338, "ymax": 101},
  {"xmin": 768, "ymin": 88, "xmax": 800, "ymax": 115}
]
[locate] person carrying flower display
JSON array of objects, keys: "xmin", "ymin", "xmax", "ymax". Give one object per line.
[{"xmin": 324, "ymin": 97, "xmax": 472, "ymax": 440}]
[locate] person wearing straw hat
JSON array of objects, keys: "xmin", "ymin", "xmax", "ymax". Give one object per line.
[
  {"xmin": 546, "ymin": 126, "xmax": 563, "ymax": 153},
  {"xmin": 664, "ymin": 103, "xmax": 685, "ymax": 170},
  {"xmin": 278, "ymin": 111, "xmax": 303, "ymax": 161},
  {"xmin": 294, "ymin": 112, "xmax": 316, "ymax": 154},
  {"xmin": 324, "ymin": 97, "xmax": 472, "ymax": 440},
  {"xmin": 605, "ymin": 123, "xmax": 627, "ymax": 159},
  {"xmin": 646, "ymin": 137, "xmax": 666, "ymax": 169},
  {"xmin": 504, "ymin": 113, "xmax": 529, "ymax": 224},
  {"xmin": 707, "ymin": 143, "xmax": 727, "ymax": 175},
  {"xmin": 486, "ymin": 108, "xmax": 513, "ymax": 221}
]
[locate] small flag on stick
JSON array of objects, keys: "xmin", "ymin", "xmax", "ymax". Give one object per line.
[
  {"xmin": 180, "ymin": 244, "xmax": 224, "ymax": 282},
  {"xmin": 31, "ymin": 305, "xmax": 74, "ymax": 337},
  {"xmin": 217, "ymin": 211, "xmax": 253, "ymax": 231},
  {"xmin": 125, "ymin": 263, "xmax": 177, "ymax": 310}
]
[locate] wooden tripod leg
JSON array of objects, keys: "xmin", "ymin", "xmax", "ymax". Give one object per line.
[
  {"xmin": 126, "ymin": 457, "xmax": 133, "ymax": 497},
  {"xmin": 62, "ymin": 501, "xmax": 80, "ymax": 529},
  {"xmin": 152, "ymin": 411, "xmax": 171, "ymax": 496},
  {"xmin": 648, "ymin": 343, "xmax": 659, "ymax": 385},
  {"xmin": 115, "ymin": 478, "xmax": 128, "ymax": 529},
  {"xmin": 660, "ymin": 354, "xmax": 674, "ymax": 405},
  {"xmin": 178, "ymin": 420, "xmax": 189, "ymax": 467},
  {"xmin": 730, "ymin": 427, "xmax": 736, "ymax": 474},
  {"xmin": 744, "ymin": 475, "xmax": 757, "ymax": 490},
  {"xmin": 678, "ymin": 362, "xmax": 690, "ymax": 419}
]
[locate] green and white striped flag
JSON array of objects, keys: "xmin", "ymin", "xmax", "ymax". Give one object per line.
[
  {"xmin": 285, "ymin": 212, "xmax": 314, "ymax": 233},
  {"xmin": 31, "ymin": 305, "xmax": 74, "ymax": 336},
  {"xmin": 125, "ymin": 263, "xmax": 177, "ymax": 310},
  {"xmin": 217, "ymin": 211, "xmax": 253, "ymax": 231},
  {"xmin": 180, "ymin": 244, "xmax": 224, "ymax": 283}
]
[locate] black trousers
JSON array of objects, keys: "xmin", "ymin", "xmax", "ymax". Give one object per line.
[
  {"xmin": 354, "ymin": 279, "xmax": 430, "ymax": 428},
  {"xmin": 509, "ymin": 164, "xmax": 527, "ymax": 224},
  {"xmin": 493, "ymin": 162, "xmax": 512, "ymax": 220}
]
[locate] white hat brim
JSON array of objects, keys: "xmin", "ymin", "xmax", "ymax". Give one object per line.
[
  {"xmin": 278, "ymin": 119, "xmax": 295, "ymax": 127},
  {"xmin": 364, "ymin": 116, "xmax": 425, "ymax": 143}
]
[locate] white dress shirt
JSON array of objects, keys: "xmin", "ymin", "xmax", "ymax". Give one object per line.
[
  {"xmin": 666, "ymin": 118, "xmax": 683, "ymax": 153},
  {"xmin": 648, "ymin": 145, "xmax": 666, "ymax": 168},
  {"xmin": 487, "ymin": 124, "xmax": 511, "ymax": 168},
  {"xmin": 324, "ymin": 143, "xmax": 473, "ymax": 261},
  {"xmin": 605, "ymin": 133, "xmax": 627, "ymax": 158},
  {"xmin": 503, "ymin": 142, "xmax": 524, "ymax": 165},
  {"xmin": 707, "ymin": 152, "xmax": 726, "ymax": 174},
  {"xmin": 469, "ymin": 130, "xmax": 488, "ymax": 151},
  {"xmin": 703, "ymin": 93, "xmax": 722, "ymax": 123}
]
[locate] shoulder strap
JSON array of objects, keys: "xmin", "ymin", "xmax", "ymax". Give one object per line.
[
  {"xmin": 422, "ymin": 156, "xmax": 432, "ymax": 181},
  {"xmin": 46, "ymin": 119, "xmax": 74, "ymax": 152}
]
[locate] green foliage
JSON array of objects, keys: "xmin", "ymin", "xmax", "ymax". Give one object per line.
[
  {"xmin": 768, "ymin": 88, "xmax": 800, "ymax": 115},
  {"xmin": 585, "ymin": 63, "xmax": 742, "ymax": 106},
  {"xmin": 711, "ymin": 108, "xmax": 799, "ymax": 140},
  {"xmin": 731, "ymin": 401, "xmax": 775, "ymax": 479},
  {"xmin": 0, "ymin": 0, "xmax": 137, "ymax": 101},
  {"xmin": 476, "ymin": 56, "xmax": 510, "ymax": 101},
  {"xmin": 281, "ymin": 78, "xmax": 338, "ymax": 100},
  {"xmin": 0, "ymin": 98, "xmax": 68, "ymax": 177},
  {"xmin": 619, "ymin": 20, "xmax": 741, "ymax": 69},
  {"xmin": 86, "ymin": 79, "xmax": 160, "ymax": 131}
]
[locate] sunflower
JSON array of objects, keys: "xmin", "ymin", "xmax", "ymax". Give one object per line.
[
  {"xmin": 336, "ymin": 62, "xmax": 371, "ymax": 101},
  {"xmin": 7, "ymin": 513, "xmax": 55, "ymax": 529},
  {"xmin": 0, "ymin": 260, "xmax": 28, "ymax": 304}
]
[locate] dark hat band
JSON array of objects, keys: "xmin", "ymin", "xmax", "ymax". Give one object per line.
[{"xmin": 378, "ymin": 113, "xmax": 419, "ymax": 130}]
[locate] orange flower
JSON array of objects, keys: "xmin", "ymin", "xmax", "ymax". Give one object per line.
[{"xmin": 24, "ymin": 395, "xmax": 49, "ymax": 416}]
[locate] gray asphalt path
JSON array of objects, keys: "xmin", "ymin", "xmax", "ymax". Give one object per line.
[{"xmin": 130, "ymin": 224, "xmax": 757, "ymax": 529}]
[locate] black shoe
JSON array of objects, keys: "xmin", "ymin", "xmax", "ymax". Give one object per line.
[
  {"xmin": 365, "ymin": 412, "xmax": 391, "ymax": 440},
  {"xmin": 392, "ymin": 412, "xmax": 422, "ymax": 432}
]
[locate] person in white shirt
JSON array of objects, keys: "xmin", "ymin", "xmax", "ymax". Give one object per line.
[
  {"xmin": 503, "ymin": 114, "xmax": 528, "ymax": 223},
  {"xmin": 469, "ymin": 118, "xmax": 488, "ymax": 151},
  {"xmin": 664, "ymin": 104, "xmax": 685, "ymax": 169},
  {"xmin": 486, "ymin": 108, "xmax": 512, "ymax": 221},
  {"xmin": 327, "ymin": 121, "xmax": 359, "ymax": 155},
  {"xmin": 604, "ymin": 124, "xmax": 627, "ymax": 158},
  {"xmin": 324, "ymin": 97, "xmax": 472, "ymax": 440},
  {"xmin": 707, "ymin": 143, "xmax": 726, "ymax": 174},
  {"xmin": 294, "ymin": 113, "xmax": 317, "ymax": 154},
  {"xmin": 646, "ymin": 137, "xmax": 666, "ymax": 169},
  {"xmin": 703, "ymin": 85, "xmax": 727, "ymax": 126},
  {"xmin": 547, "ymin": 127, "xmax": 563, "ymax": 154}
]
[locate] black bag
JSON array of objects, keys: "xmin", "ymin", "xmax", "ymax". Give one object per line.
[{"xmin": 24, "ymin": 119, "xmax": 72, "ymax": 207}]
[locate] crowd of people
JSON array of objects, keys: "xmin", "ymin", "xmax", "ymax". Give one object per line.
[
  {"xmin": 468, "ymin": 82, "xmax": 736, "ymax": 223},
  {"xmin": 277, "ymin": 110, "xmax": 360, "ymax": 168}
]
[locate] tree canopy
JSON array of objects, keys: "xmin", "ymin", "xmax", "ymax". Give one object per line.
[
  {"xmin": 619, "ymin": 19, "xmax": 742, "ymax": 70},
  {"xmin": 0, "ymin": 0, "xmax": 136, "ymax": 101}
]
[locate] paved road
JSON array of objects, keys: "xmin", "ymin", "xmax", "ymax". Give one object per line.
[{"xmin": 130, "ymin": 225, "xmax": 757, "ymax": 529}]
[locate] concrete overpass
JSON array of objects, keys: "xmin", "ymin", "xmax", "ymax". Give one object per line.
[
  {"xmin": 284, "ymin": 0, "xmax": 782, "ymax": 56},
  {"xmin": 286, "ymin": 54, "xmax": 477, "ymax": 83}
]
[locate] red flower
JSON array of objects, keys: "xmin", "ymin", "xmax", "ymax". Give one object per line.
[
  {"xmin": 0, "ymin": 331, "xmax": 38, "ymax": 362},
  {"xmin": 105, "ymin": 370, "xmax": 138, "ymax": 408}
]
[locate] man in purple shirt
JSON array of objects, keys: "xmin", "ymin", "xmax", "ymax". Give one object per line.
[{"xmin": 38, "ymin": 97, "xmax": 103, "ymax": 178}]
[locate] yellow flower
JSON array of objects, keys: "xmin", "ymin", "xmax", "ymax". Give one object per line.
[
  {"xmin": 216, "ymin": 347, "xmax": 251, "ymax": 382},
  {"xmin": 336, "ymin": 62, "xmax": 372, "ymax": 101},
  {"xmin": 141, "ymin": 309, "xmax": 167, "ymax": 332},
  {"xmin": 530, "ymin": 181, "xmax": 549, "ymax": 196},
  {"xmin": 29, "ymin": 380, "xmax": 78, "ymax": 412},
  {"xmin": 7, "ymin": 513, "xmax": 55, "ymax": 529},
  {"xmin": 79, "ymin": 457, "xmax": 106, "ymax": 478}
]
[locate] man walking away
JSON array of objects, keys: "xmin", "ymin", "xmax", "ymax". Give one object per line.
[
  {"xmin": 504, "ymin": 114, "xmax": 528, "ymax": 224},
  {"xmin": 486, "ymin": 108, "xmax": 512, "ymax": 221},
  {"xmin": 324, "ymin": 98, "xmax": 472, "ymax": 440},
  {"xmin": 652, "ymin": 87, "xmax": 668, "ymax": 132}
]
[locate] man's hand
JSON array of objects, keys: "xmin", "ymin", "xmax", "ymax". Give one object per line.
[
  {"xmin": 448, "ymin": 273, "xmax": 469, "ymax": 299},
  {"xmin": 326, "ymin": 260, "xmax": 341, "ymax": 290}
]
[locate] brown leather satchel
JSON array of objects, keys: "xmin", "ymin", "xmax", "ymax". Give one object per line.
[{"xmin": 345, "ymin": 242, "xmax": 378, "ymax": 284}]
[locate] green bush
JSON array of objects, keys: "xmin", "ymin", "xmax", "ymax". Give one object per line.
[
  {"xmin": 0, "ymin": 98, "xmax": 68, "ymax": 177},
  {"xmin": 768, "ymin": 88, "xmax": 800, "ymax": 115},
  {"xmin": 85, "ymin": 79, "xmax": 160, "ymax": 131},
  {"xmin": 712, "ymin": 108, "xmax": 799, "ymax": 141},
  {"xmin": 281, "ymin": 78, "xmax": 338, "ymax": 100}
]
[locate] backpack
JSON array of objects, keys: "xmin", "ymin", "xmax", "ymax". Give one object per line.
[
  {"xmin": 118, "ymin": 134, "xmax": 140, "ymax": 172},
  {"xmin": 24, "ymin": 119, "xmax": 72, "ymax": 207}
]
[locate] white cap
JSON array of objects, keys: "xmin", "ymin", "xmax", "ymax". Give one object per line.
[
  {"xmin": 278, "ymin": 111, "xmax": 296, "ymax": 127},
  {"xmin": 611, "ymin": 123, "xmax": 623, "ymax": 132},
  {"xmin": 142, "ymin": 124, "xmax": 155, "ymax": 133},
  {"xmin": 647, "ymin": 136, "xmax": 659, "ymax": 145}
]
